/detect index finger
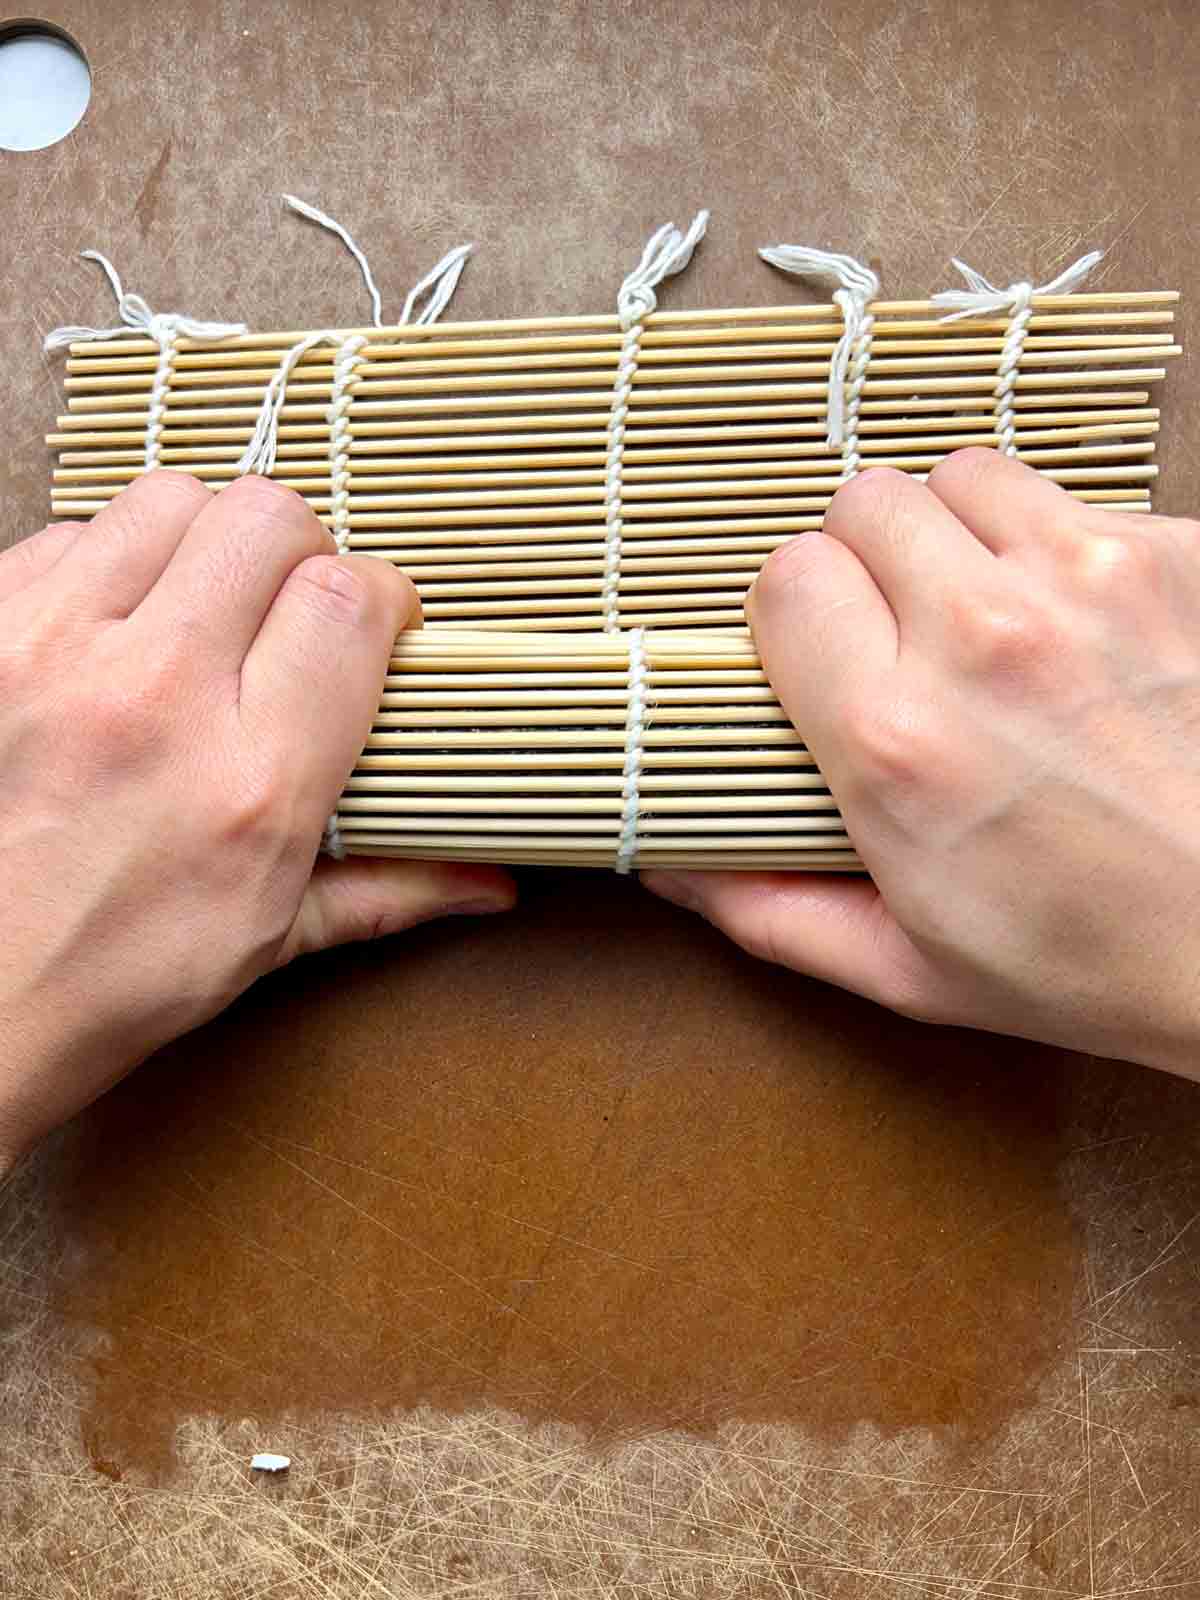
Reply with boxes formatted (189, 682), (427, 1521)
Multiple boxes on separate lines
(237, 552), (419, 842)
(133, 476), (335, 670)
(746, 529), (897, 791)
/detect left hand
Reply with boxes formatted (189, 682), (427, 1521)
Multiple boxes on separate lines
(0, 472), (515, 1174)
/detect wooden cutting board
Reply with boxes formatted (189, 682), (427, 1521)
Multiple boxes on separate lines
(2, 2), (1199, 1591)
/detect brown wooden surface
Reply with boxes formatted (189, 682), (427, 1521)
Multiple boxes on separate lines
(3, 2), (1200, 1593)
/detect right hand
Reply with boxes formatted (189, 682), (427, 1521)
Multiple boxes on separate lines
(644, 450), (1200, 1081)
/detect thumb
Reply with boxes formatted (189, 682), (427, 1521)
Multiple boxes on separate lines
(0, 519), (87, 606)
(278, 857), (517, 965)
(641, 869), (946, 1023)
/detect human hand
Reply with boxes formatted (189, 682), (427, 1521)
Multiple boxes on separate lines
(644, 450), (1200, 1080)
(0, 472), (514, 1174)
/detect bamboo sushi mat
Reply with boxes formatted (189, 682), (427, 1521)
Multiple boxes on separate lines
(46, 278), (1181, 870)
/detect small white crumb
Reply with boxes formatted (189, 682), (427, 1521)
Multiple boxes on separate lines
(250, 1453), (291, 1473)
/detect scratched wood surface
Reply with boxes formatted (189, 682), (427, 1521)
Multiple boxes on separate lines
(2, 2), (1200, 1594)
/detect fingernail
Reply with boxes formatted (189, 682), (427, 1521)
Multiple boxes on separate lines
(446, 896), (513, 917)
(641, 870), (700, 911)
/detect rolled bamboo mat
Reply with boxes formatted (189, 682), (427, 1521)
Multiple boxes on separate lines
(334, 628), (858, 871)
(48, 291), (1180, 632)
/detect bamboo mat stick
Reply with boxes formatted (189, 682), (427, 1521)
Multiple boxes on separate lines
(48, 456), (1159, 510)
(54, 288), (1180, 357)
(325, 626), (862, 870)
(50, 436), (1159, 490)
(49, 485), (1154, 520)
(47, 392), (1159, 441)
(48, 425), (1164, 481)
(60, 335), (1181, 393)
(59, 309), (1177, 373)
(49, 405), (1161, 452)
(49, 284), (1179, 644)
(59, 314), (1179, 379)
(60, 363), (1177, 416)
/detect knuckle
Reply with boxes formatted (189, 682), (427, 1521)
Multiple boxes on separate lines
(80, 670), (175, 765)
(218, 475), (329, 553)
(5, 523), (80, 581)
(926, 445), (1003, 502)
(224, 757), (293, 846)
(204, 750), (301, 879)
(46, 518), (86, 543)
(135, 468), (213, 514)
(221, 473), (310, 526)
(955, 594), (1060, 684)
(48, 519), (88, 559)
(102, 472), (211, 557)
(0, 607), (69, 682)
(843, 696), (934, 793)
(1072, 528), (1158, 596)
(287, 553), (373, 626)
(139, 639), (197, 707)
(824, 465), (908, 542)
(755, 534), (828, 608)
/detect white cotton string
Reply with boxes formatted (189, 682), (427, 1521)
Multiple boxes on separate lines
(237, 201), (474, 480)
(43, 251), (247, 352)
(615, 213), (709, 329)
(932, 250), (1103, 320)
(601, 319), (641, 633)
(322, 812), (346, 862)
(329, 334), (368, 553)
(284, 194), (386, 328)
(603, 212), (709, 631)
(44, 251), (245, 470)
(616, 627), (648, 874)
(236, 330), (338, 477)
(303, 334), (368, 854)
(399, 244), (474, 327)
(758, 245), (879, 469)
(932, 250), (1103, 457)
(144, 333), (177, 471)
(275, 201), (472, 858)
(285, 194), (474, 329)
(319, 329), (367, 855)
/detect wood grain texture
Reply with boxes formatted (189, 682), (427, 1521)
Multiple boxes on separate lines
(3, 0), (1200, 1592)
